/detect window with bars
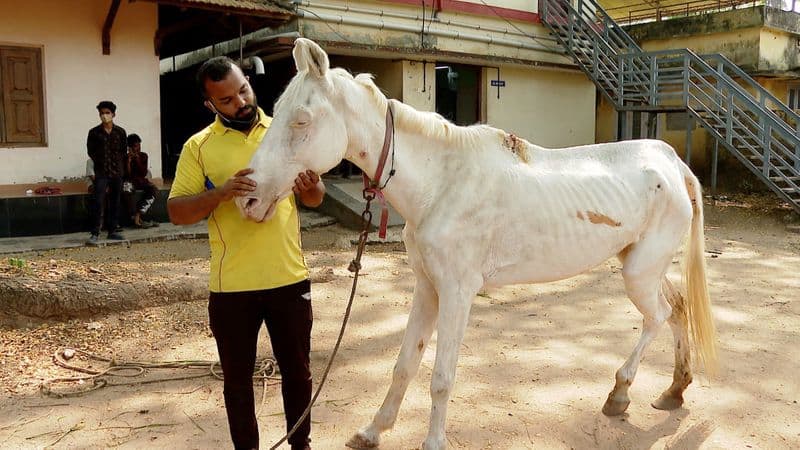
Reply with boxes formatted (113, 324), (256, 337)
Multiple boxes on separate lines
(0, 45), (46, 146)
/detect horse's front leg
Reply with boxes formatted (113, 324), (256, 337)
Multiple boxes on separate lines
(346, 272), (438, 448)
(422, 274), (481, 450)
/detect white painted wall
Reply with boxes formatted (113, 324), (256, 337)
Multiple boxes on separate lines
(301, 1), (593, 148)
(300, 0), (567, 67)
(398, 61), (596, 147)
(401, 60), (436, 112)
(331, 56), (404, 99)
(760, 28), (797, 72)
(0, 0), (160, 185)
(485, 65), (596, 148)
(460, 0), (538, 13)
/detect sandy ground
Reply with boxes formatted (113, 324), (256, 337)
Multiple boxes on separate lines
(0, 199), (799, 449)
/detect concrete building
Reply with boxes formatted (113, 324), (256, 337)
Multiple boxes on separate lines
(0, 0), (294, 236)
(1, 0), (599, 188)
(0, 0), (297, 190)
(0, 0), (161, 187)
(159, 0), (598, 178)
(2, 0), (601, 236)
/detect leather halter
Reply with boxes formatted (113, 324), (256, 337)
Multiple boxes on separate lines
(362, 102), (395, 239)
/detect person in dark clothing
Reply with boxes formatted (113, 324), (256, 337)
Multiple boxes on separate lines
(124, 134), (159, 228)
(86, 100), (126, 244)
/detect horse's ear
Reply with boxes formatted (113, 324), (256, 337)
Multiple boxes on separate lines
(293, 38), (329, 78)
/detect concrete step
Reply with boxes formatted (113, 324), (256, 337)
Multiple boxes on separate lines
(317, 178), (405, 231)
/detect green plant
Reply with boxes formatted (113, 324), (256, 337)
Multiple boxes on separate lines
(7, 257), (28, 272)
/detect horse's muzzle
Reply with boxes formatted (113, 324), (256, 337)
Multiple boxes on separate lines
(238, 193), (284, 223)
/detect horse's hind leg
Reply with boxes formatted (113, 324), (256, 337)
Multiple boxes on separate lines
(346, 272), (438, 449)
(604, 241), (674, 416)
(652, 278), (692, 410)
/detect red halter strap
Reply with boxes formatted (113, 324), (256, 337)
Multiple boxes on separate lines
(362, 103), (394, 239)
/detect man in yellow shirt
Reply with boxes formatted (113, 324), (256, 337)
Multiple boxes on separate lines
(168, 56), (324, 450)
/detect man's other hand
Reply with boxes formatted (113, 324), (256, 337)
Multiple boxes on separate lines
(292, 170), (320, 194)
(293, 170), (325, 208)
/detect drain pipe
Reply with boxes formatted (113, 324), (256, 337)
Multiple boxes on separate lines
(296, 0), (557, 45)
(249, 56), (266, 75)
(295, 10), (560, 54)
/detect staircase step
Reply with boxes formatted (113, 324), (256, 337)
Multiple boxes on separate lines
(705, 121), (756, 130)
(756, 173), (800, 185)
(554, 33), (596, 43)
(736, 139), (763, 146)
(747, 155), (782, 162)
(556, 35), (596, 45)
(770, 176), (800, 182)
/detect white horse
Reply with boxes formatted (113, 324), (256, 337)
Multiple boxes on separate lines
(237, 38), (717, 449)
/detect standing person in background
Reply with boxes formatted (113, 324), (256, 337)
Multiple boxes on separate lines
(167, 56), (324, 450)
(124, 133), (159, 228)
(86, 100), (126, 244)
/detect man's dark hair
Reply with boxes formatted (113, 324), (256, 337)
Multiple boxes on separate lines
(127, 134), (141, 146)
(96, 100), (117, 113)
(197, 56), (237, 98)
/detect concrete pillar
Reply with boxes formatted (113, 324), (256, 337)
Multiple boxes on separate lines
(685, 113), (694, 166)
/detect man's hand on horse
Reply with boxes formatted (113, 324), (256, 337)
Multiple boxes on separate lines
(221, 168), (256, 201)
(292, 170), (320, 194)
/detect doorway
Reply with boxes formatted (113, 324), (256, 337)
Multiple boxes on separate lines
(435, 63), (481, 126)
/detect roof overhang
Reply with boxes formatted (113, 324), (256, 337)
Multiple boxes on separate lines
(598, 0), (756, 24)
(130, 0), (296, 57)
(132, 0), (294, 18)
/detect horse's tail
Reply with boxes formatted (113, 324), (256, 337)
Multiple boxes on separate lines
(680, 163), (718, 376)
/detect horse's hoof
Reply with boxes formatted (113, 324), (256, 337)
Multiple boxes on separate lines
(422, 437), (446, 450)
(651, 392), (684, 410)
(602, 398), (630, 416)
(346, 432), (379, 449)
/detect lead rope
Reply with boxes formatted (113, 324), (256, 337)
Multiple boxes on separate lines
(270, 189), (377, 449)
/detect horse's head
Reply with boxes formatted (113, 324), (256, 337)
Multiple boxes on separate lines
(236, 38), (350, 222)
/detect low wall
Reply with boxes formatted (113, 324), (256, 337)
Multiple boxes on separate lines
(0, 182), (170, 238)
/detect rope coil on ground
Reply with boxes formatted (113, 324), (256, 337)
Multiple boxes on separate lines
(40, 348), (278, 398)
(40, 190), (378, 447)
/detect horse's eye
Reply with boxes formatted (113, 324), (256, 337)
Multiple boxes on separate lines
(293, 107), (312, 127)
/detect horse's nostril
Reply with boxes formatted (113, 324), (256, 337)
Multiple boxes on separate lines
(245, 198), (259, 209)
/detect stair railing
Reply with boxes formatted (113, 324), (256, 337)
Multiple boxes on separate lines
(539, 0), (800, 210)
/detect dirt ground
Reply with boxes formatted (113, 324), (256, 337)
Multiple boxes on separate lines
(0, 197), (798, 449)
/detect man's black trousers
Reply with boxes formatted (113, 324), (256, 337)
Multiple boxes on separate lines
(209, 279), (312, 450)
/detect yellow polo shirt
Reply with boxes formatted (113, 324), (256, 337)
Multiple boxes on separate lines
(169, 109), (308, 293)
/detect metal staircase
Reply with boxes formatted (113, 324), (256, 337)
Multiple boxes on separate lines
(540, 0), (800, 213)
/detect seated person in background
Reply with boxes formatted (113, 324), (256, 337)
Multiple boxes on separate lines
(86, 158), (95, 193)
(124, 134), (159, 228)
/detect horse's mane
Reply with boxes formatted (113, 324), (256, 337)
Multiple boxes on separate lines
(330, 68), (532, 163)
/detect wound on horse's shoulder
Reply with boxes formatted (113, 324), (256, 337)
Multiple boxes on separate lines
(503, 133), (531, 164)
